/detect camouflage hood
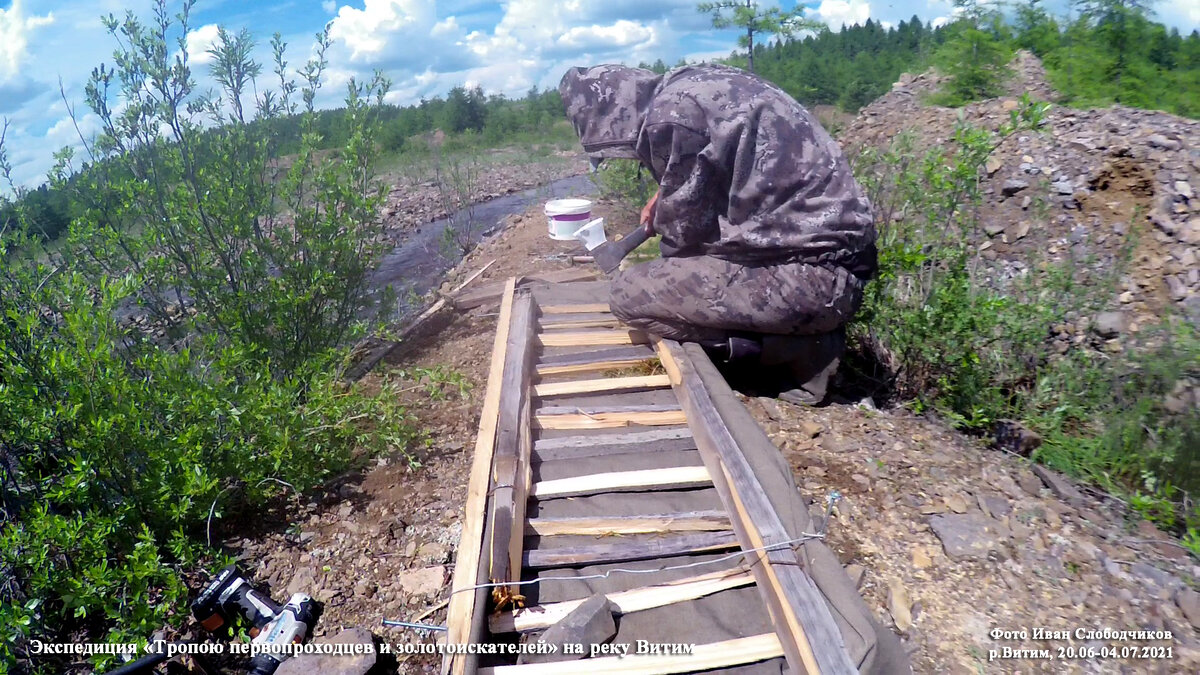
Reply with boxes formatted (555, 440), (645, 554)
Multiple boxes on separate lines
(558, 65), (663, 160)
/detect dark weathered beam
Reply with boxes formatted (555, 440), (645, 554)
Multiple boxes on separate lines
(532, 428), (695, 462)
(655, 338), (857, 675)
(524, 510), (729, 536)
(523, 530), (738, 569)
(487, 292), (538, 599)
(536, 344), (656, 368)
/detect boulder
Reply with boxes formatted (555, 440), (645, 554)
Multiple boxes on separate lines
(928, 513), (1009, 561)
(1093, 311), (1127, 338)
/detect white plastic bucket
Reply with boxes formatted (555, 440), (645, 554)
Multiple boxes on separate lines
(544, 198), (593, 240)
(574, 218), (607, 250)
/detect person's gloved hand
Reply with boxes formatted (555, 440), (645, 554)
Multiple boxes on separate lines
(640, 188), (660, 234)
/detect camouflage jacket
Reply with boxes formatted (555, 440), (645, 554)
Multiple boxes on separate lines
(559, 63), (876, 278)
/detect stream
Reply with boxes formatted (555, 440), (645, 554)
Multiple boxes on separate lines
(369, 174), (597, 316)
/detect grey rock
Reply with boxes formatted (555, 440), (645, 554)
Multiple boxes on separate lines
(1053, 179), (1075, 195)
(1031, 465), (1086, 508)
(1021, 195), (1032, 210)
(1176, 588), (1200, 630)
(928, 513), (1010, 561)
(1167, 275), (1188, 301)
(984, 221), (1007, 237)
(1130, 562), (1181, 591)
(1093, 311), (1127, 338)
(1002, 179), (1030, 197)
(1176, 180), (1194, 200)
(977, 494), (1013, 519)
(1148, 134), (1182, 151)
(519, 594), (617, 664)
(275, 627), (376, 675)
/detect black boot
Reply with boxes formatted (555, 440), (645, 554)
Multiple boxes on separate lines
(761, 329), (845, 406)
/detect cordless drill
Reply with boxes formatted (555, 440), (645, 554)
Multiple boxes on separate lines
(191, 564), (317, 675)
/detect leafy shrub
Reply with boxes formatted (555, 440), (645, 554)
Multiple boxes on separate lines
(851, 95), (1200, 542)
(0, 2), (422, 671)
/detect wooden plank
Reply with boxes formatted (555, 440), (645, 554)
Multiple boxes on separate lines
(533, 427), (693, 449)
(534, 427), (692, 451)
(538, 329), (647, 347)
(536, 404), (681, 416)
(530, 465), (710, 499)
(535, 358), (657, 377)
(533, 410), (688, 430)
(490, 568), (754, 633)
(532, 374), (670, 398)
(539, 318), (623, 330)
(655, 339), (856, 675)
(540, 302), (611, 314)
(536, 345), (655, 368)
(523, 530), (737, 569)
(525, 510), (729, 536)
(478, 633), (783, 675)
(486, 293), (537, 600)
(534, 436), (697, 462)
(444, 277), (518, 675)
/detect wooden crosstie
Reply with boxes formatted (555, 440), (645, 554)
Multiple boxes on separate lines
(444, 278), (857, 675)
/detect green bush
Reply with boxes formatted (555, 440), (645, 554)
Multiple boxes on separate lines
(851, 96), (1200, 546)
(0, 2), (423, 671)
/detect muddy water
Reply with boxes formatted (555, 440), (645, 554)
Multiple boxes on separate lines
(369, 174), (596, 315)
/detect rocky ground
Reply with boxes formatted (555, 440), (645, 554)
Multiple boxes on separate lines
(224, 57), (1199, 675)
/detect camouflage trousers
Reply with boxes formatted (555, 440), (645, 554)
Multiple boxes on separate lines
(609, 255), (864, 346)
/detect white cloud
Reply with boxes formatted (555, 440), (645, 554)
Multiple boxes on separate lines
(0, 0), (54, 82)
(812, 0), (871, 30)
(185, 24), (221, 67)
(329, 0), (440, 62)
(322, 0), (337, 14)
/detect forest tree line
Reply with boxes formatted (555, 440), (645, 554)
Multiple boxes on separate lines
(5, 1), (1198, 243)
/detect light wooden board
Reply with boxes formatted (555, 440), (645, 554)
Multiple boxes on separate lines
(538, 318), (623, 330)
(537, 329), (648, 347)
(532, 373), (671, 398)
(525, 510), (729, 536)
(535, 404), (682, 416)
(530, 465), (711, 499)
(535, 358), (658, 377)
(443, 277), (518, 675)
(533, 410), (688, 430)
(522, 530), (737, 569)
(477, 633), (784, 675)
(490, 568), (755, 633)
(539, 303), (611, 315)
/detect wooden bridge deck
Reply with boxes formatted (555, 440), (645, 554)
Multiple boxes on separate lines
(443, 278), (862, 675)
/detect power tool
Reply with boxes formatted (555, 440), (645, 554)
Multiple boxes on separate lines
(191, 564), (317, 675)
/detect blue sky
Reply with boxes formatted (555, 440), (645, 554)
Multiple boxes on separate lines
(1, 0), (1197, 188)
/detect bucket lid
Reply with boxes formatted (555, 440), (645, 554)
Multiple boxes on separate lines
(545, 198), (593, 216)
